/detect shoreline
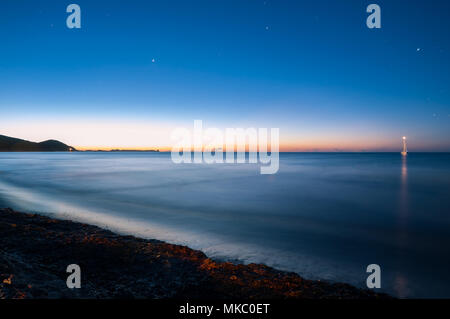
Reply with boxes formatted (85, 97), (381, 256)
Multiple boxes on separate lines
(0, 208), (389, 299)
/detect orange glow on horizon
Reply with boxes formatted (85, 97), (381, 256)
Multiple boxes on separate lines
(75, 146), (166, 151)
(73, 141), (398, 152)
(1, 119), (426, 152)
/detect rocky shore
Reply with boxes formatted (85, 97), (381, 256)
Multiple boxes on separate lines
(0, 208), (389, 299)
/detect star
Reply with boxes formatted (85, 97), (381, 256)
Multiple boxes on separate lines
(416, 48), (421, 52)
(151, 58), (155, 63)
(265, 26), (269, 30)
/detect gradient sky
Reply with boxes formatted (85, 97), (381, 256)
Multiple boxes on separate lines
(1, 0), (449, 151)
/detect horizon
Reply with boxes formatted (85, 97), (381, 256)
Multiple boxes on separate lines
(3, 131), (450, 153)
(0, 131), (439, 153)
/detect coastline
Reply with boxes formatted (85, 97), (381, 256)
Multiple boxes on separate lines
(0, 208), (389, 299)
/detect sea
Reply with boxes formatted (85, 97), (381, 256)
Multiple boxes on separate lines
(0, 152), (449, 298)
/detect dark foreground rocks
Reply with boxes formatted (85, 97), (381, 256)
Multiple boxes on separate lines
(0, 208), (390, 299)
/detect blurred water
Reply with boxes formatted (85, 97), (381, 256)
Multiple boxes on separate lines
(0, 152), (449, 297)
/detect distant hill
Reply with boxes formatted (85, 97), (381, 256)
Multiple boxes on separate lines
(0, 134), (76, 152)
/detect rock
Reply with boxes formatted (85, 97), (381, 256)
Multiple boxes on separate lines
(0, 208), (391, 299)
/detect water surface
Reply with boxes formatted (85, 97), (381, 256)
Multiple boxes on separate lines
(0, 152), (449, 297)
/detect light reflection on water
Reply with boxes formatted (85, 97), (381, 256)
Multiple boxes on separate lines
(394, 156), (410, 298)
(0, 152), (450, 298)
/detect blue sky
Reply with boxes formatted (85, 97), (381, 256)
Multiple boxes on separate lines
(0, 0), (449, 150)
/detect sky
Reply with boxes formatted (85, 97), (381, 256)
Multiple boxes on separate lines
(0, 0), (449, 151)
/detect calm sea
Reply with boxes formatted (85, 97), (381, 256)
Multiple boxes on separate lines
(0, 152), (449, 297)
